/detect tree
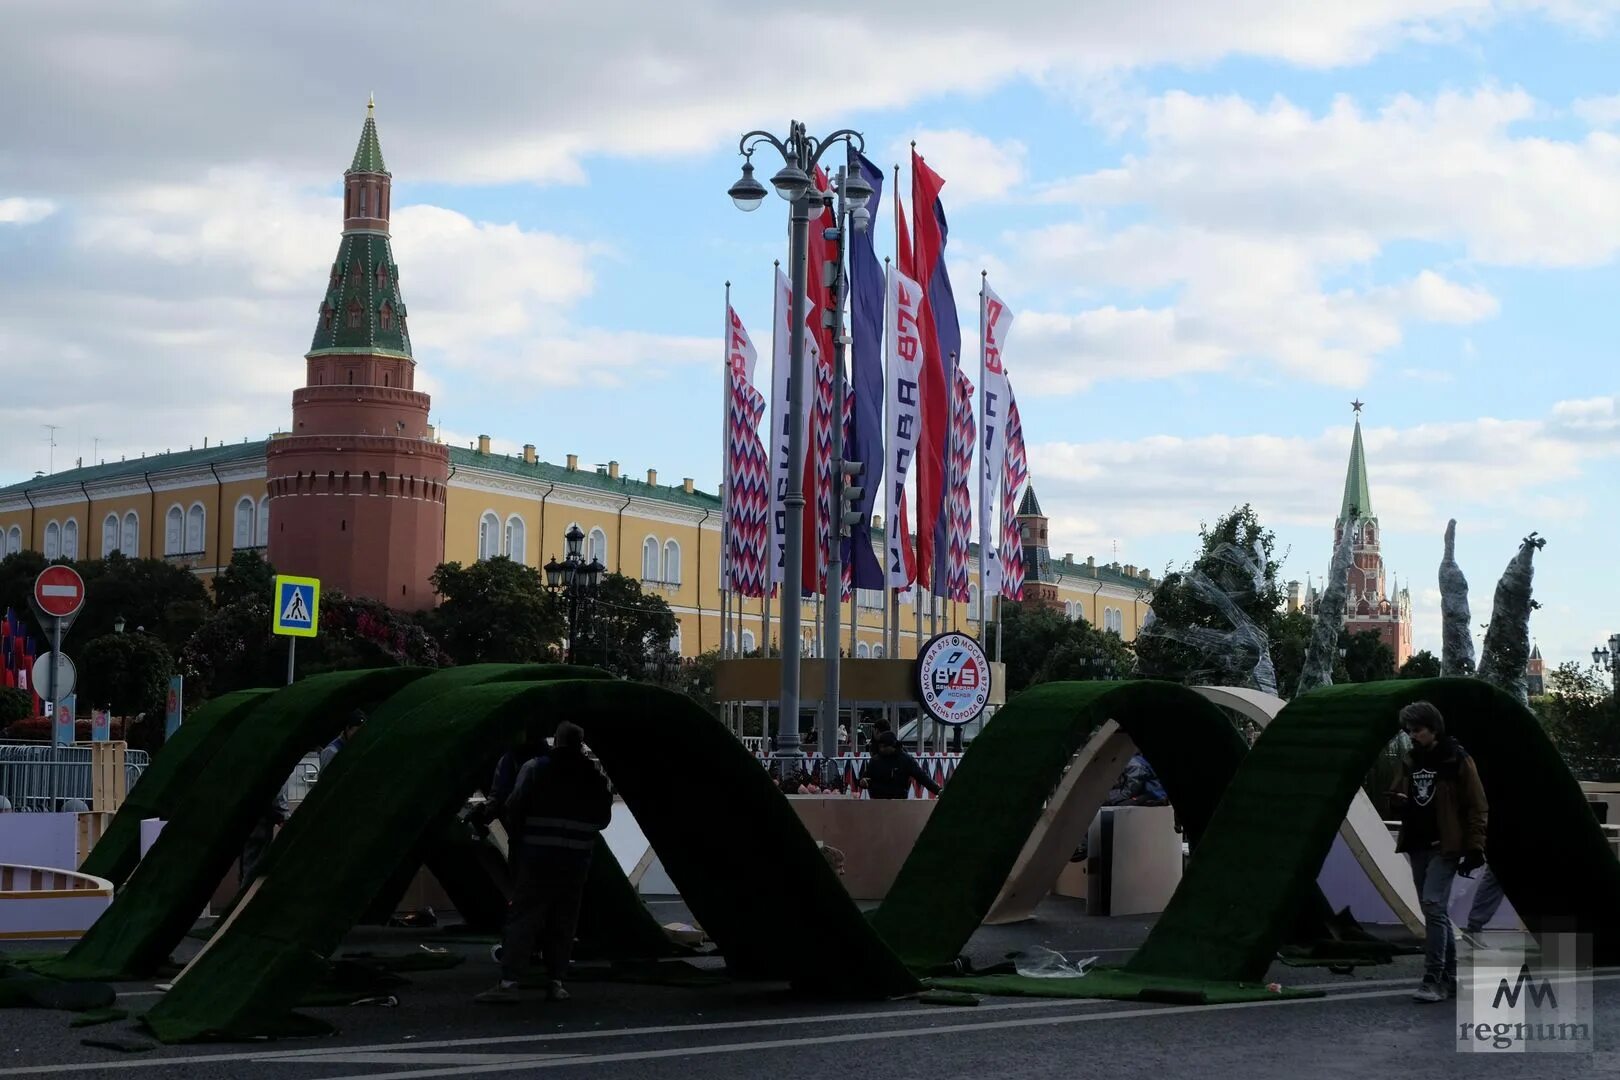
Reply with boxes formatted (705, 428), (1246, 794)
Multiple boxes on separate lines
(0, 550), (210, 657)
(571, 573), (679, 680)
(1270, 609), (1314, 699)
(213, 550), (277, 607)
(78, 631), (174, 717)
(1533, 662), (1619, 778)
(998, 602), (1135, 696)
(425, 558), (563, 665)
(1339, 628), (1396, 684)
(182, 591), (449, 700)
(1399, 649), (1443, 680)
(1135, 504), (1285, 689)
(0, 687), (30, 726)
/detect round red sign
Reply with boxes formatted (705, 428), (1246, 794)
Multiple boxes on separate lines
(34, 565), (86, 619)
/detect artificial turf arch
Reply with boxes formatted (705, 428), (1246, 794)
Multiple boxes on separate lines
(1128, 677), (1620, 982)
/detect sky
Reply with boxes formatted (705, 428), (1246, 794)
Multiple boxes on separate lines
(1, 1), (1616, 671)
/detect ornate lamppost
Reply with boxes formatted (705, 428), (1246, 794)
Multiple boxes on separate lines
(727, 121), (870, 767)
(545, 525), (605, 665)
(1594, 634), (1620, 699)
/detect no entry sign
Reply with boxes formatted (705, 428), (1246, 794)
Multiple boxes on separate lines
(34, 566), (86, 619)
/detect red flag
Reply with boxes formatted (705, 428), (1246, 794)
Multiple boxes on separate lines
(910, 149), (959, 597)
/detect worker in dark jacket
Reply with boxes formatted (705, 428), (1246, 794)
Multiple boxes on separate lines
(860, 731), (941, 799)
(1387, 701), (1488, 1004)
(477, 722), (612, 1004)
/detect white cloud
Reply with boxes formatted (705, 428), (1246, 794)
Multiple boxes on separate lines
(0, 2), (1604, 196)
(1574, 93), (1620, 128)
(890, 130), (1027, 205)
(0, 197), (56, 225)
(1047, 87), (1620, 268)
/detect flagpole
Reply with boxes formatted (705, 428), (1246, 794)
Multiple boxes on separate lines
(722, 281), (733, 666)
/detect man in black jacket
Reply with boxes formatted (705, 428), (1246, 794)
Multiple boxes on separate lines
(860, 731), (941, 799)
(477, 722), (612, 1004)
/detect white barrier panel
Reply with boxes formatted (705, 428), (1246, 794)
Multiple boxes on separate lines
(140, 818), (165, 858)
(0, 814), (78, 870)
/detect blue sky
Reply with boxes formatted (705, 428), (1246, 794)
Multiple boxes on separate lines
(0, 1), (1615, 670)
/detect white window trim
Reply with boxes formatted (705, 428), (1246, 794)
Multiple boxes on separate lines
(478, 509), (501, 561)
(5, 525), (21, 556)
(103, 514), (120, 557)
(165, 504), (185, 556)
(504, 514), (527, 565)
(641, 534), (661, 583)
(662, 538), (682, 586)
(185, 502), (207, 556)
(122, 511), (139, 557)
(588, 526), (608, 566)
(43, 520), (61, 561)
(233, 496), (257, 550)
(256, 497), (270, 548)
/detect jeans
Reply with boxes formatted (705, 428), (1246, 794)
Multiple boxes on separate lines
(501, 856), (591, 984)
(1466, 866), (1505, 932)
(1409, 848), (1459, 981)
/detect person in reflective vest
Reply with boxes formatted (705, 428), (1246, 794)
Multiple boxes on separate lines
(477, 722), (611, 1004)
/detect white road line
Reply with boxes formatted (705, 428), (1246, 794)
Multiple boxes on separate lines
(294, 987), (1425, 1080)
(10, 970), (1616, 1077)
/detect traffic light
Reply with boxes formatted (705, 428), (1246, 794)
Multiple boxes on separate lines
(837, 459), (864, 537)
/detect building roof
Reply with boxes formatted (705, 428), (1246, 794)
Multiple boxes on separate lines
(1340, 418), (1374, 522)
(0, 440), (269, 497)
(308, 231), (412, 358)
(1018, 484), (1043, 517)
(349, 101), (388, 174)
(447, 447), (722, 511)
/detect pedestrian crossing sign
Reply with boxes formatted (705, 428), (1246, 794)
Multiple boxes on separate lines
(272, 575), (320, 638)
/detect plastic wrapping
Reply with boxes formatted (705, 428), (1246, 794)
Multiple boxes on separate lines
(1296, 520), (1356, 697)
(1477, 533), (1544, 707)
(1439, 519), (1476, 676)
(1134, 542), (1278, 695)
(1011, 946), (1097, 979)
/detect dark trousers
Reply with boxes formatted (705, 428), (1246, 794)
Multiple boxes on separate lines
(501, 855), (590, 984)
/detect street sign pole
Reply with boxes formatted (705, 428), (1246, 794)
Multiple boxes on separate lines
(49, 617), (62, 724)
(287, 637), (296, 686)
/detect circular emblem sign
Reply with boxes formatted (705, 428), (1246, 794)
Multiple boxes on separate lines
(915, 633), (992, 726)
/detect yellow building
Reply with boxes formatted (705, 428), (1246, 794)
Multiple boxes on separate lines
(0, 441), (1155, 660)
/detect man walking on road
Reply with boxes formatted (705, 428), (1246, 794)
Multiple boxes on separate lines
(477, 722), (611, 1004)
(1388, 701), (1488, 1004)
(860, 731), (941, 799)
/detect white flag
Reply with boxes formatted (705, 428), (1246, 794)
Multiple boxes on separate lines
(884, 265), (926, 589)
(978, 281), (1015, 601)
(769, 269), (815, 588)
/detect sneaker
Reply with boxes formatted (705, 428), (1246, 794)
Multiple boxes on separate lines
(1411, 977), (1446, 1004)
(1442, 976), (1458, 1000)
(546, 980), (570, 1002)
(475, 981), (523, 1004)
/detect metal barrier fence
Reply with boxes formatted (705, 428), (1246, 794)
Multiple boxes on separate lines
(755, 751), (962, 799)
(0, 743), (149, 813)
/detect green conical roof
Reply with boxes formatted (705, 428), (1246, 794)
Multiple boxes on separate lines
(1018, 484), (1043, 517)
(1340, 419), (1373, 522)
(349, 100), (388, 174)
(309, 231), (411, 358)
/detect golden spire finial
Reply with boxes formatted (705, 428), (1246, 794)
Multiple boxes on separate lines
(367, 92), (375, 115)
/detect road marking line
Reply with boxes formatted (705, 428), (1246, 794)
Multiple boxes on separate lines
(12, 970), (1618, 1077)
(265, 1052), (582, 1066)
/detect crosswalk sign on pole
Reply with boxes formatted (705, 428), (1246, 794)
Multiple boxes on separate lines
(272, 575), (321, 638)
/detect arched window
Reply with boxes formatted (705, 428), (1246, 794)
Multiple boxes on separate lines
(165, 506), (184, 555)
(43, 521), (60, 561)
(967, 583), (980, 619)
(478, 511), (501, 561)
(873, 644), (886, 658)
(741, 630), (756, 654)
(669, 625), (682, 655)
(185, 504), (205, 554)
(588, 527), (607, 565)
(662, 539), (681, 585)
(234, 497), (256, 549)
(121, 511), (139, 557)
(504, 515), (526, 564)
(103, 514), (119, 557)
(856, 641), (870, 658)
(346, 302), (363, 329)
(5, 525), (21, 556)
(256, 498), (270, 548)
(641, 537), (660, 582)
(59, 519), (77, 560)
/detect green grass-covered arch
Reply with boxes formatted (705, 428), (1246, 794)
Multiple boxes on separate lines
(1129, 678), (1620, 982)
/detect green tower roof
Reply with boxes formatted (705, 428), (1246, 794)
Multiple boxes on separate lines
(1340, 418), (1373, 522)
(348, 98), (388, 174)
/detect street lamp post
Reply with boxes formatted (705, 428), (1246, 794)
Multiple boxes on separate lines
(545, 525), (605, 665)
(728, 121), (869, 769)
(1594, 634), (1620, 699)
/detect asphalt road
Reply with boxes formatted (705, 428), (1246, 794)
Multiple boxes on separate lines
(2, 899), (1613, 1080)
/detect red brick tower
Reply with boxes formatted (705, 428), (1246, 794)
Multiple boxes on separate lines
(266, 101), (449, 609)
(1333, 402), (1412, 665)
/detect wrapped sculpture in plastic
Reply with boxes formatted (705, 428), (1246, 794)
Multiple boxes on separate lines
(1295, 517), (1357, 697)
(1134, 540), (1278, 695)
(1439, 519), (1476, 676)
(1476, 533), (1545, 707)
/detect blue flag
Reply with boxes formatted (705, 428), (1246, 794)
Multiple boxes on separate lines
(846, 153), (887, 590)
